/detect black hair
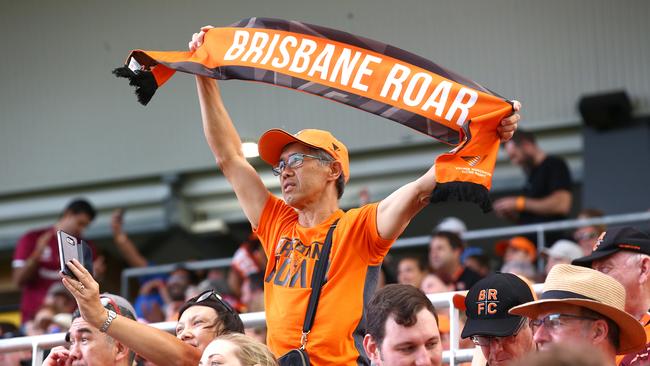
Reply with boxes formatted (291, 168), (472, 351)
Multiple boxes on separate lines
(398, 255), (427, 272)
(509, 129), (537, 147)
(312, 148), (345, 199)
(366, 284), (438, 346)
(177, 293), (245, 335)
(431, 230), (465, 251)
(63, 199), (97, 221)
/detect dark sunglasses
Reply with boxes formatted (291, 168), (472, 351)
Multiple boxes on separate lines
(193, 290), (237, 315)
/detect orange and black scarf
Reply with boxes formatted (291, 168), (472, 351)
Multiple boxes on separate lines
(115, 17), (514, 211)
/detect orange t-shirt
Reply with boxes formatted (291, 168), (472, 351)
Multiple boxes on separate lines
(616, 313), (650, 366)
(255, 194), (394, 366)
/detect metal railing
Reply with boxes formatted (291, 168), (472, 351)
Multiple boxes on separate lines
(0, 285), (544, 366)
(121, 210), (650, 297)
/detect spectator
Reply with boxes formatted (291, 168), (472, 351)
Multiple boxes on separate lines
(493, 130), (572, 245)
(574, 208), (606, 255)
(429, 231), (482, 291)
(456, 273), (536, 366)
(42, 293), (136, 366)
(397, 256), (428, 288)
(461, 247), (491, 277)
(541, 239), (582, 277)
(495, 236), (537, 265)
(363, 284), (442, 366)
(61, 259), (244, 366)
(43, 283), (76, 315)
(200, 333), (278, 366)
(188, 26), (518, 365)
(165, 266), (197, 321)
(510, 264), (646, 365)
(228, 233), (266, 301)
(25, 304), (57, 336)
(12, 198), (97, 324)
(420, 273), (453, 294)
(572, 226), (650, 365)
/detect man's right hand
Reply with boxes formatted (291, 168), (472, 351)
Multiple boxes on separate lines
(189, 25), (214, 51)
(43, 346), (71, 366)
(110, 209), (125, 236)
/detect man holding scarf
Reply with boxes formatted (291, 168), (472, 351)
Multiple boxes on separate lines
(189, 26), (520, 365)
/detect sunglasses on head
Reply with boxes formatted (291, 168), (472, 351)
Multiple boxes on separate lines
(193, 290), (237, 315)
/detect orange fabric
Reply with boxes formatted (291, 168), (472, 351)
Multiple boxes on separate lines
(616, 313), (650, 365)
(140, 27), (511, 130)
(118, 18), (514, 210)
(495, 236), (537, 261)
(258, 128), (350, 183)
(255, 193), (393, 365)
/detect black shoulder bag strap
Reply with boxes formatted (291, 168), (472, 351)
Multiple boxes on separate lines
(300, 218), (339, 350)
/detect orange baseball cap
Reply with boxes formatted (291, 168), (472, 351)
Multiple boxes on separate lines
(258, 129), (350, 183)
(495, 236), (537, 261)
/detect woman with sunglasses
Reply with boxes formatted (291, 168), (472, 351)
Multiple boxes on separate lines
(61, 259), (244, 366)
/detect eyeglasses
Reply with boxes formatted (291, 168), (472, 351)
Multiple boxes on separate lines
(272, 153), (331, 176)
(471, 318), (529, 347)
(574, 231), (599, 242)
(530, 313), (598, 332)
(193, 290), (237, 315)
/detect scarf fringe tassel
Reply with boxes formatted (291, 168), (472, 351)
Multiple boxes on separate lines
(431, 181), (492, 213)
(112, 67), (158, 106)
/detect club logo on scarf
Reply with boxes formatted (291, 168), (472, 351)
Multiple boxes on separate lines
(461, 155), (484, 167)
(593, 232), (607, 251)
(476, 288), (499, 315)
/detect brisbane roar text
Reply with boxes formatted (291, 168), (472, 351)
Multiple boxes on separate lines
(223, 29), (479, 126)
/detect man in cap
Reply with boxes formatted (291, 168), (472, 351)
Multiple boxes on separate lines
(509, 264), (647, 365)
(572, 226), (650, 365)
(188, 27), (520, 365)
(363, 284), (442, 366)
(495, 236), (537, 266)
(457, 273), (536, 366)
(542, 239), (582, 277)
(43, 294), (136, 366)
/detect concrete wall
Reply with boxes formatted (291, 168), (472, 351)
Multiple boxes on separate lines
(2, 0), (649, 195)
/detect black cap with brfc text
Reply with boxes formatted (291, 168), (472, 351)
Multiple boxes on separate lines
(461, 273), (535, 338)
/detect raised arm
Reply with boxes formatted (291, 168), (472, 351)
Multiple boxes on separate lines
(111, 209), (148, 268)
(376, 102), (521, 240)
(62, 259), (201, 366)
(191, 27), (269, 228)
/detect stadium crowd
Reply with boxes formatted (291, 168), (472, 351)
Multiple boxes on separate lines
(1, 26), (649, 366)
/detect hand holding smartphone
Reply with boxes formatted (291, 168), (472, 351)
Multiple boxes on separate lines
(57, 230), (93, 279)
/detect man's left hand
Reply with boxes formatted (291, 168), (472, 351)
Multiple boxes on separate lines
(61, 259), (106, 329)
(497, 100), (521, 142)
(493, 196), (517, 218)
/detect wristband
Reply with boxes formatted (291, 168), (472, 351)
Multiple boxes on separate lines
(515, 196), (526, 212)
(99, 309), (117, 333)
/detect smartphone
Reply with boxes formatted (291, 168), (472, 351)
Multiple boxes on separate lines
(57, 230), (85, 280)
